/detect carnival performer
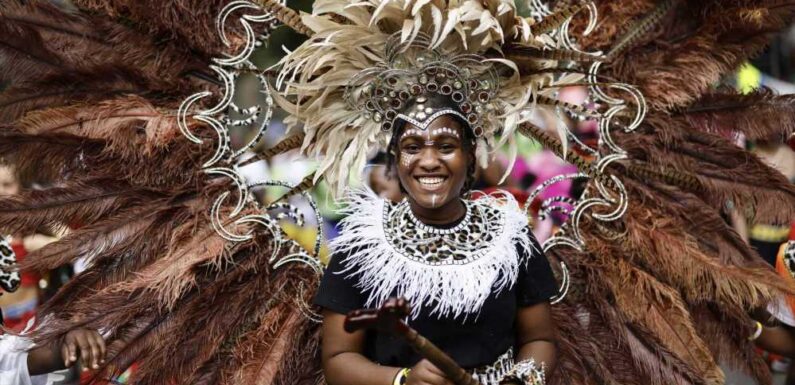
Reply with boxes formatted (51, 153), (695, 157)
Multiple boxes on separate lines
(316, 102), (557, 385)
(3, 0), (795, 384)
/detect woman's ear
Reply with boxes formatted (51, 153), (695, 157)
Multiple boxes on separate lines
(468, 146), (477, 172)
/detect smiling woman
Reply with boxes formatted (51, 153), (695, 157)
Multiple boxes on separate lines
(314, 90), (559, 385)
(394, 115), (471, 223)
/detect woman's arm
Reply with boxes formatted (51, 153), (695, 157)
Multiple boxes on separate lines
(513, 302), (557, 382)
(322, 311), (454, 385)
(756, 324), (795, 357)
(322, 310), (399, 385)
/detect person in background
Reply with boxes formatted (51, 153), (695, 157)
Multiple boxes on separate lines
(0, 165), (42, 331)
(0, 166), (62, 331)
(751, 227), (795, 385)
(1, 325), (107, 385)
(367, 152), (403, 203)
(0, 235), (106, 384)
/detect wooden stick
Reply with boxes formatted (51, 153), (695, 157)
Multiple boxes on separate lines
(345, 298), (481, 385)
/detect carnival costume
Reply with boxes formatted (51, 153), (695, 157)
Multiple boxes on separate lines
(316, 190), (557, 384)
(2, 0), (795, 384)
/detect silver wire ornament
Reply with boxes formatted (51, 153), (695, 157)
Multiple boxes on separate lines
(177, 0), (325, 322)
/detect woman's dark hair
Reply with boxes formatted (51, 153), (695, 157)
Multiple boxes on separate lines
(385, 115), (478, 195)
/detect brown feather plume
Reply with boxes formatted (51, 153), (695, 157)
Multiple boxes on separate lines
(0, 0), (204, 93)
(571, 0), (795, 109)
(17, 96), (182, 157)
(70, 0), (278, 59)
(0, 66), (148, 125)
(682, 87), (795, 141)
(0, 180), (161, 235)
(616, 113), (795, 223)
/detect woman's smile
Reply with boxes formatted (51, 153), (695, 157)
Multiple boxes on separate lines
(414, 174), (448, 190)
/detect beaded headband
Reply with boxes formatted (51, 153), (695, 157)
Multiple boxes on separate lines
(396, 108), (467, 132)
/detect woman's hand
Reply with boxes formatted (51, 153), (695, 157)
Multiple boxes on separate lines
(61, 328), (106, 370)
(406, 359), (454, 385)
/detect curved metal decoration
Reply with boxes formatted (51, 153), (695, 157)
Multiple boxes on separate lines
(549, 262), (569, 305)
(181, 0), (646, 310)
(521, 1), (645, 306)
(177, 0), (324, 321)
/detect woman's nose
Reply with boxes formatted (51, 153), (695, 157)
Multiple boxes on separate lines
(417, 148), (442, 170)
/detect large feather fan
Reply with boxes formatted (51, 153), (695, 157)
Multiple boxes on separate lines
(0, 0), (795, 385)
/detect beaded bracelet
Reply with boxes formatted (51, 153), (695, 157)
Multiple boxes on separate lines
(749, 321), (763, 341)
(499, 359), (546, 385)
(393, 367), (411, 385)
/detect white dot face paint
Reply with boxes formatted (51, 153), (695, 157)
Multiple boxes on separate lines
(439, 153), (456, 161)
(428, 126), (461, 140)
(400, 152), (415, 168)
(399, 128), (426, 142)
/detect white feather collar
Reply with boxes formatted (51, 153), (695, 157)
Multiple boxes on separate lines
(331, 189), (534, 319)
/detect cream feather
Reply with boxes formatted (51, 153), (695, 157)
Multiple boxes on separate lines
(275, 0), (581, 195)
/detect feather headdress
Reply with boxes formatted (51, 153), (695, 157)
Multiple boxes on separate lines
(276, 0), (600, 194)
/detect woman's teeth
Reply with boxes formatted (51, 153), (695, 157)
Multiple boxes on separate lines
(418, 177), (445, 186)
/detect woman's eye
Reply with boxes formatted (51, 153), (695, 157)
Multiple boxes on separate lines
(439, 144), (456, 153)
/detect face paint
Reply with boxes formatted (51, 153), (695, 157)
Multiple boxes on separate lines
(439, 153), (456, 161)
(400, 152), (415, 168)
(400, 128), (426, 141)
(429, 126), (460, 139)
(431, 194), (438, 208)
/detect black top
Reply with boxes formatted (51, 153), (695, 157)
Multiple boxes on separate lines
(314, 229), (557, 369)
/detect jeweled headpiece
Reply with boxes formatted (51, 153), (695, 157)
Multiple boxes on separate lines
(274, 0), (547, 195)
(344, 34), (498, 138)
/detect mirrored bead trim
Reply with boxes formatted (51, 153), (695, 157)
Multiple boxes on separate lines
(382, 199), (506, 265)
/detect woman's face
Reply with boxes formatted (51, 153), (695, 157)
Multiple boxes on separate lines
(396, 115), (470, 210)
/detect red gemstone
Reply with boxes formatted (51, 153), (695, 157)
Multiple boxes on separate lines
(474, 126), (484, 137)
(478, 91), (490, 103)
